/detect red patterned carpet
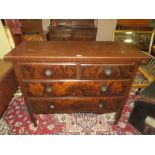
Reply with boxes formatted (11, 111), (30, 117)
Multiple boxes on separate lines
(0, 89), (140, 135)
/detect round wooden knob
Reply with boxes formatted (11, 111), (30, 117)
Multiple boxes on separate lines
(99, 103), (104, 108)
(142, 60), (146, 64)
(46, 86), (52, 93)
(45, 69), (53, 77)
(104, 69), (112, 76)
(50, 104), (55, 109)
(101, 86), (107, 92)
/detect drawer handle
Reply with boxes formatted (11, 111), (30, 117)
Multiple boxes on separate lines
(45, 69), (53, 77)
(101, 86), (107, 92)
(50, 104), (55, 109)
(104, 69), (112, 76)
(46, 86), (52, 93)
(99, 103), (104, 108)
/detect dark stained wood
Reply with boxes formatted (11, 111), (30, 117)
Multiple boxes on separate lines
(48, 28), (72, 40)
(81, 64), (135, 80)
(4, 41), (150, 63)
(117, 19), (150, 27)
(50, 19), (95, 28)
(20, 63), (77, 79)
(13, 62), (37, 126)
(72, 29), (97, 40)
(25, 80), (129, 97)
(47, 28), (97, 41)
(114, 63), (139, 123)
(30, 98), (122, 114)
(47, 19), (97, 41)
(0, 60), (18, 116)
(4, 41), (150, 126)
(0, 60), (12, 82)
(20, 19), (43, 34)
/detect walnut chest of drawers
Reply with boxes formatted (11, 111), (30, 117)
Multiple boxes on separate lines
(4, 41), (150, 126)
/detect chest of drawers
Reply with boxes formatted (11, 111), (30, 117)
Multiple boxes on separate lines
(47, 19), (97, 41)
(4, 41), (150, 126)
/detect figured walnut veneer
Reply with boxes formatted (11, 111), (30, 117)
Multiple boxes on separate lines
(4, 41), (150, 126)
(25, 81), (128, 97)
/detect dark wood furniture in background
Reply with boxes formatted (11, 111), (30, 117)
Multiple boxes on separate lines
(117, 19), (150, 27)
(0, 60), (18, 116)
(20, 19), (43, 34)
(153, 45), (155, 55)
(4, 41), (149, 126)
(129, 80), (155, 134)
(20, 19), (47, 41)
(47, 19), (97, 41)
(117, 19), (152, 30)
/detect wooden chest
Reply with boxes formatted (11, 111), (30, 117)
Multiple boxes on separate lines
(47, 27), (97, 41)
(47, 19), (97, 41)
(4, 41), (150, 126)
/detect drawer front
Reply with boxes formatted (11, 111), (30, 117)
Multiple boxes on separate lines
(48, 29), (72, 40)
(20, 64), (77, 79)
(51, 29), (72, 35)
(25, 81), (128, 97)
(80, 64), (135, 80)
(30, 98), (122, 114)
(72, 29), (97, 40)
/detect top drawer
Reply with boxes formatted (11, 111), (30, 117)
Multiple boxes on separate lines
(20, 63), (77, 80)
(80, 64), (135, 80)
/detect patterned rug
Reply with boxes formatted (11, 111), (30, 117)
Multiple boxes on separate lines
(0, 89), (140, 135)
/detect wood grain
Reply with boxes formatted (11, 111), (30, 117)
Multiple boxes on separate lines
(4, 41), (150, 63)
(20, 63), (77, 79)
(4, 41), (150, 126)
(25, 81), (129, 97)
(30, 98), (122, 113)
(81, 64), (134, 79)
(47, 19), (97, 41)
(0, 64), (18, 116)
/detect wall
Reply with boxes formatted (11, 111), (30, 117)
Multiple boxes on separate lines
(0, 21), (12, 59)
(96, 19), (117, 41)
(42, 19), (50, 31)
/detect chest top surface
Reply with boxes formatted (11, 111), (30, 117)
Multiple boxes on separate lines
(4, 41), (150, 62)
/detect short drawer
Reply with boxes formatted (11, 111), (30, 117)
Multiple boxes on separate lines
(72, 29), (97, 40)
(48, 29), (72, 40)
(50, 29), (72, 35)
(29, 98), (122, 114)
(20, 63), (77, 79)
(25, 80), (129, 97)
(80, 64), (135, 80)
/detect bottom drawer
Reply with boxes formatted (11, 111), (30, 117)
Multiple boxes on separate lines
(29, 98), (123, 114)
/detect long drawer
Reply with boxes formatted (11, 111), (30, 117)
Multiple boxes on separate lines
(20, 63), (77, 80)
(24, 80), (129, 97)
(80, 64), (135, 80)
(29, 98), (123, 114)
(72, 29), (97, 40)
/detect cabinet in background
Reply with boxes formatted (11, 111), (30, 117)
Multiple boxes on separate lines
(47, 19), (97, 41)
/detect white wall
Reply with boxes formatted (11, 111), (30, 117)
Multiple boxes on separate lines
(42, 19), (50, 31)
(0, 21), (12, 59)
(96, 19), (117, 41)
